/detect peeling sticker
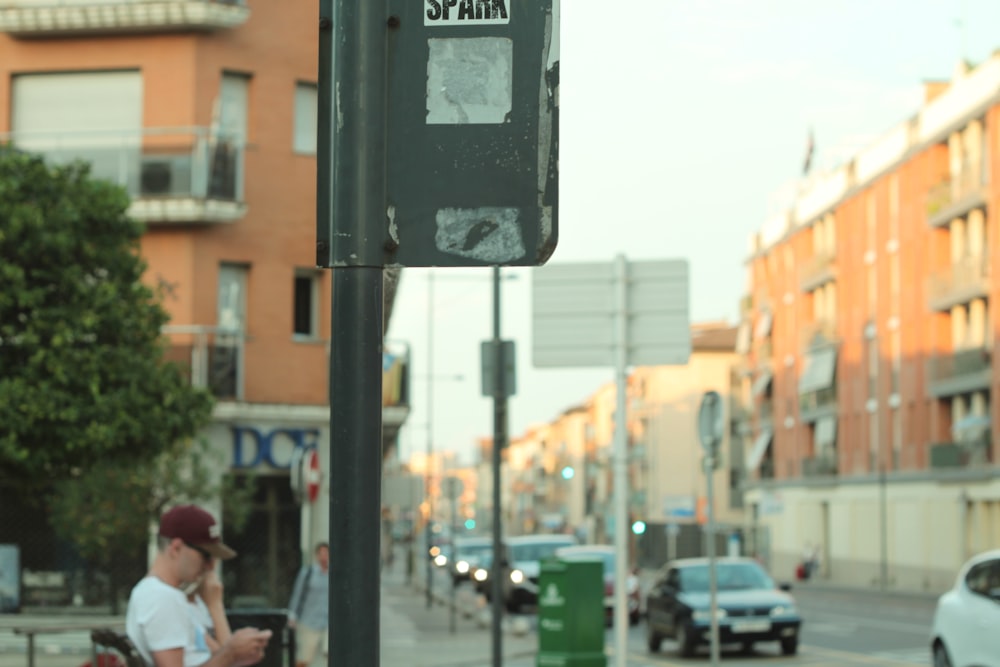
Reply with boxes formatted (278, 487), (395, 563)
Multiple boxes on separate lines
(427, 38), (512, 125)
(435, 207), (525, 262)
(387, 205), (399, 244)
(425, 0), (510, 26)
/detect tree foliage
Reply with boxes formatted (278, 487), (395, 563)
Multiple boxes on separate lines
(0, 147), (214, 487)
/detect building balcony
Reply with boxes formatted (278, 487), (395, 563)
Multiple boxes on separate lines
(799, 386), (837, 423)
(928, 256), (990, 311)
(3, 127), (246, 224)
(926, 172), (987, 228)
(801, 453), (838, 477)
(0, 0), (249, 38)
(162, 324), (244, 401)
(799, 251), (836, 292)
(926, 347), (992, 398)
(929, 439), (992, 468)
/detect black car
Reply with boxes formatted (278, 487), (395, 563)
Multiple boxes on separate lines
(646, 557), (802, 657)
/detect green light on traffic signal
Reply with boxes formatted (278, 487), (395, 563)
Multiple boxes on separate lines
(464, 519), (476, 530)
(631, 520), (647, 535)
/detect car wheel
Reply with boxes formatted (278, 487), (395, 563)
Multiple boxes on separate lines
(780, 637), (798, 656)
(676, 620), (696, 658)
(646, 622), (663, 653)
(933, 642), (952, 667)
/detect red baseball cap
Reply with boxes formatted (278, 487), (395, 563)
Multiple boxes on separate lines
(159, 505), (237, 561)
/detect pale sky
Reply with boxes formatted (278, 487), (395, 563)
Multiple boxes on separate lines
(387, 0), (1000, 465)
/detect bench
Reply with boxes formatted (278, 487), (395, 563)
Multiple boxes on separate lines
(10, 622), (126, 667)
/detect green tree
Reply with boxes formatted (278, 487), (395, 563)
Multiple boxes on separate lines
(47, 437), (256, 612)
(0, 147), (214, 487)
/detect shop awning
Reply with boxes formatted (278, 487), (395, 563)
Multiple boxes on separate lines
(952, 414), (991, 441)
(754, 311), (773, 339)
(746, 429), (774, 471)
(798, 347), (837, 394)
(751, 369), (773, 398)
(815, 415), (838, 450)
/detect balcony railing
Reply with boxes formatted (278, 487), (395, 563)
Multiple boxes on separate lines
(927, 347), (992, 398)
(928, 256), (990, 311)
(802, 453), (838, 477)
(927, 171), (987, 228)
(799, 251), (836, 292)
(0, 0), (249, 37)
(2, 127), (245, 223)
(929, 439), (992, 468)
(162, 325), (243, 401)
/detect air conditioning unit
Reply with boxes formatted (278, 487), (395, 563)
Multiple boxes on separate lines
(141, 160), (173, 195)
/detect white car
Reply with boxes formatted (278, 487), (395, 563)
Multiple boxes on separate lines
(931, 549), (1000, 667)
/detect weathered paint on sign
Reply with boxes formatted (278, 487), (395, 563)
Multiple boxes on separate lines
(425, 0), (510, 26)
(434, 206), (525, 262)
(426, 38), (513, 124)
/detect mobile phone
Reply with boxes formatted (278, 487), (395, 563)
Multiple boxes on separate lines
(181, 577), (202, 596)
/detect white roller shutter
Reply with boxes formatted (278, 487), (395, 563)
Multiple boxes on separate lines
(12, 71), (142, 188)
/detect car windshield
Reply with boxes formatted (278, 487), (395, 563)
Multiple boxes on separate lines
(559, 551), (615, 575)
(679, 562), (775, 592)
(510, 542), (572, 562)
(456, 544), (492, 559)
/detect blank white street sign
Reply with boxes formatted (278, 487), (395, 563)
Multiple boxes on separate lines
(532, 258), (691, 368)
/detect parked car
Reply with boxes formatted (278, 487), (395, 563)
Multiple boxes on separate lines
(646, 557), (801, 657)
(555, 544), (640, 625)
(930, 549), (1000, 667)
(449, 536), (494, 584)
(502, 534), (578, 613)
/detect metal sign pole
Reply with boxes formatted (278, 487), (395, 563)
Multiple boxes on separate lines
(491, 266), (507, 667)
(612, 254), (629, 667)
(318, 1), (386, 665)
(705, 454), (720, 667)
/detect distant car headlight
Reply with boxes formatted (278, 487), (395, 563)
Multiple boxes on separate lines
(770, 604), (797, 617)
(456, 560), (470, 574)
(473, 569), (488, 582)
(434, 554), (448, 567)
(692, 609), (727, 622)
(510, 569), (525, 584)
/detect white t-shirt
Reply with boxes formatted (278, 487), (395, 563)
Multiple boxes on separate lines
(126, 576), (213, 667)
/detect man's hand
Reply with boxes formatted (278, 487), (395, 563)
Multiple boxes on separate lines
(223, 627), (273, 667)
(198, 570), (225, 609)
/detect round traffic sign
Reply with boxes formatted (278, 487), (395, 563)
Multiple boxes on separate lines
(305, 449), (321, 503)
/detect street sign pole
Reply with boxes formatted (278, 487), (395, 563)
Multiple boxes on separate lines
(697, 391), (724, 667)
(612, 254), (629, 667)
(318, 1), (386, 665)
(491, 265), (508, 667)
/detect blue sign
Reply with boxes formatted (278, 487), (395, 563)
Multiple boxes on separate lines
(231, 426), (320, 469)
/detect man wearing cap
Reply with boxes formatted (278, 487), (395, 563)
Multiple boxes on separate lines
(126, 505), (273, 667)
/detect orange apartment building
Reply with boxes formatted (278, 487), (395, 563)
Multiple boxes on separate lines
(738, 58), (1000, 592)
(0, 1), (408, 607)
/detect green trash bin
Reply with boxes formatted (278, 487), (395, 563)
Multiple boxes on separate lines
(536, 557), (606, 667)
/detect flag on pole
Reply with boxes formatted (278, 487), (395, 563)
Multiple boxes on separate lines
(802, 128), (815, 176)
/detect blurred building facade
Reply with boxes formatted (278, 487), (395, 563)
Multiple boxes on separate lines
(738, 56), (1000, 592)
(495, 322), (743, 566)
(0, 1), (409, 608)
